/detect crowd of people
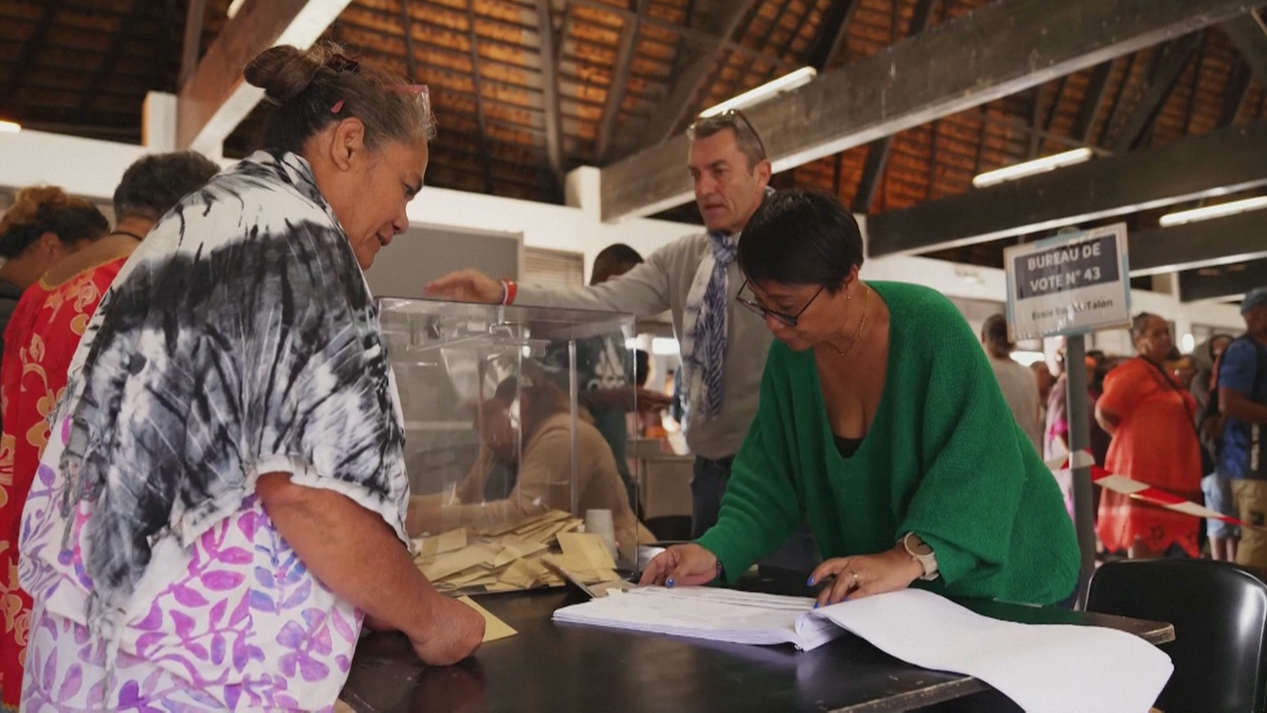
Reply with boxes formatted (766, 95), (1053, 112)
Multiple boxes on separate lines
(986, 305), (1267, 568)
(0, 40), (1258, 711)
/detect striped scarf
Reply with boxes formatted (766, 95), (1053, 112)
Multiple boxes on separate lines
(681, 231), (739, 423)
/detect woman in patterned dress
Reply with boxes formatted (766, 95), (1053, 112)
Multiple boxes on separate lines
(0, 152), (219, 709)
(0, 187), (109, 707)
(16, 44), (483, 711)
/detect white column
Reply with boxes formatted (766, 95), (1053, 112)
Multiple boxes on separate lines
(142, 92), (179, 152)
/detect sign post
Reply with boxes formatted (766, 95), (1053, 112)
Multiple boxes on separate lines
(1005, 223), (1131, 609)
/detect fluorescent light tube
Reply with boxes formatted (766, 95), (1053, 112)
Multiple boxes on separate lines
(972, 148), (1093, 188)
(1159, 196), (1267, 227)
(699, 67), (817, 118)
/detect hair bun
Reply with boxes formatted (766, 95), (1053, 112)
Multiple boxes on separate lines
(0, 185), (71, 231)
(244, 45), (323, 104)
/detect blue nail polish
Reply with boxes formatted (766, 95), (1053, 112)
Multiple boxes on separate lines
(813, 602), (819, 609)
(806, 576), (815, 586)
(843, 596), (850, 602)
(666, 578), (675, 588)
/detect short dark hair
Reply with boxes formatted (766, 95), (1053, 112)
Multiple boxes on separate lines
(687, 111), (767, 172)
(737, 189), (864, 293)
(0, 186), (108, 258)
(245, 42), (435, 155)
(981, 314), (1013, 353)
(594, 243), (643, 267)
(113, 151), (221, 221)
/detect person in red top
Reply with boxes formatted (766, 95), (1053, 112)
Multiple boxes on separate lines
(0, 151), (218, 709)
(1095, 313), (1204, 559)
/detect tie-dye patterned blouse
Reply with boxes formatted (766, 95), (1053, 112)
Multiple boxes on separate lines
(17, 151), (410, 711)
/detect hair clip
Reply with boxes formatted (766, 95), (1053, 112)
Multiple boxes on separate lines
(330, 99), (345, 114)
(325, 54), (360, 73)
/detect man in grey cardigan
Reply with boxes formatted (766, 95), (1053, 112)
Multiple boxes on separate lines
(427, 112), (807, 562)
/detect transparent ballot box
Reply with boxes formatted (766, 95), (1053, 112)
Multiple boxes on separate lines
(378, 297), (645, 596)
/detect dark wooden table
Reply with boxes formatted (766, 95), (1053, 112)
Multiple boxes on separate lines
(340, 570), (1173, 713)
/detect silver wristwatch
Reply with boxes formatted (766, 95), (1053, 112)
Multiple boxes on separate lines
(901, 532), (940, 581)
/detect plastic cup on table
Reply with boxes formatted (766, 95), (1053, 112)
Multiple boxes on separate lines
(585, 509), (618, 560)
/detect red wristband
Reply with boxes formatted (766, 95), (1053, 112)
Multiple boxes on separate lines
(500, 278), (518, 305)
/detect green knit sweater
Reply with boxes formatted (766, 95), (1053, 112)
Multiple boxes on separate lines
(697, 281), (1080, 605)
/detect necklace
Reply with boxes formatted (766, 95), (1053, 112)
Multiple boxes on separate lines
(108, 230), (146, 241)
(827, 284), (869, 358)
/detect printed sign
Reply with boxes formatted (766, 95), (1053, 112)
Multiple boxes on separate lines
(1004, 224), (1130, 340)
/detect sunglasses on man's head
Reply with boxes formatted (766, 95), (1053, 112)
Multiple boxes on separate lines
(702, 109), (768, 158)
(734, 278), (824, 327)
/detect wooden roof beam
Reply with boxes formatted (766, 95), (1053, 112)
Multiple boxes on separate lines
(595, 0), (647, 164)
(1130, 207), (1267, 277)
(1179, 257), (1267, 302)
(565, 0), (799, 73)
(637, 0), (759, 149)
(867, 119), (1267, 257)
(1073, 60), (1113, 144)
(807, 0), (859, 71)
(77, 0), (150, 113)
(177, 0), (355, 154)
(851, 0), (938, 214)
(1222, 9), (1267, 84)
(1, 0), (65, 107)
(180, 0), (209, 87)
(534, 0), (565, 196)
(1109, 33), (1201, 152)
(599, 0), (1258, 223)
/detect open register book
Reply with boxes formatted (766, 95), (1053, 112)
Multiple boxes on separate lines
(553, 587), (1173, 713)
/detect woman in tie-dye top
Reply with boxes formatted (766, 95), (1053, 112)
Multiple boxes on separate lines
(16, 43), (483, 711)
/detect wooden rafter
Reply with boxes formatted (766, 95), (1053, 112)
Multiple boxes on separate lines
(1222, 9), (1267, 84)
(1220, 59), (1253, 126)
(1, 0), (64, 107)
(78, 0), (151, 113)
(807, 0), (859, 71)
(180, 0), (208, 87)
(1073, 60), (1113, 144)
(399, 0), (419, 82)
(595, 0), (647, 164)
(638, 0), (759, 148)
(533, 0), (565, 196)
(867, 119), (1267, 256)
(565, 0), (799, 72)
(177, 0), (355, 153)
(1110, 33), (1201, 151)
(463, 0), (494, 194)
(852, 0), (938, 214)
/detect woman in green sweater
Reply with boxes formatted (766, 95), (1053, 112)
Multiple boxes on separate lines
(640, 190), (1079, 607)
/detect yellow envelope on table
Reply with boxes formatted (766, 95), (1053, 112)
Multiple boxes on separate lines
(557, 532), (617, 571)
(457, 596), (517, 642)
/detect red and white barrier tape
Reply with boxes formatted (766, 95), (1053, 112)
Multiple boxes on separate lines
(1047, 450), (1259, 530)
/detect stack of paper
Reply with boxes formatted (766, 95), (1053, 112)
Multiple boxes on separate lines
(553, 588), (1173, 712)
(553, 587), (843, 650)
(411, 510), (587, 594)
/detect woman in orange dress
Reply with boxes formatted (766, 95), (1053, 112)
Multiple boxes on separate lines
(0, 152), (218, 709)
(1095, 313), (1204, 558)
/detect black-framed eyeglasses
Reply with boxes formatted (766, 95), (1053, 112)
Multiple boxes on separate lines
(735, 278), (823, 327)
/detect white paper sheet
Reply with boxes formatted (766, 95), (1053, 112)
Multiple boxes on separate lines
(553, 587), (1173, 712)
(552, 587), (843, 650)
(817, 589), (1173, 713)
